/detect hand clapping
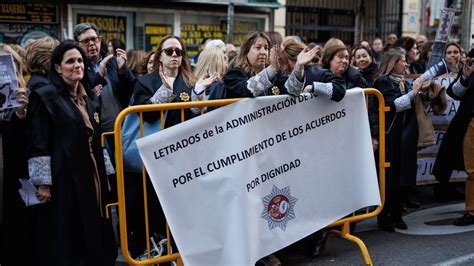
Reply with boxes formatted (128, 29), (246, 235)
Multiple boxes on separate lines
(159, 65), (174, 93)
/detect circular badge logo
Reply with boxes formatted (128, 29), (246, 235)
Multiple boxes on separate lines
(261, 185), (297, 231)
(268, 195), (289, 222)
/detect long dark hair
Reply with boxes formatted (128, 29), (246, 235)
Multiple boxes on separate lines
(153, 35), (196, 87)
(48, 40), (90, 95)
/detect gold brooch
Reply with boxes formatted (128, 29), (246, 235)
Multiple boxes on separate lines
(271, 86), (280, 95)
(94, 112), (100, 124)
(180, 92), (190, 102)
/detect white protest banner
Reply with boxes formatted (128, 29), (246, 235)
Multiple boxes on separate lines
(137, 89), (380, 265)
(0, 54), (20, 111)
(416, 73), (467, 184)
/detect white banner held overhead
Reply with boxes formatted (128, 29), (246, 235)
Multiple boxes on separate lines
(137, 89), (380, 265)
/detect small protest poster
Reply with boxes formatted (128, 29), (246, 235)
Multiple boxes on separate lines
(0, 53), (20, 110)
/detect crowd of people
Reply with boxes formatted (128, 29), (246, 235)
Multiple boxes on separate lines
(1, 21), (473, 265)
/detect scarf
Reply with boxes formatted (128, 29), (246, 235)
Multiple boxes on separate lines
(389, 73), (406, 94)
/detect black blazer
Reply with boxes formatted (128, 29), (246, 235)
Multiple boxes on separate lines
(132, 71), (195, 127)
(223, 67), (288, 99)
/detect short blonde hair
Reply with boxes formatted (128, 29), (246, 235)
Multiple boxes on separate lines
(194, 47), (226, 82)
(25, 37), (59, 75)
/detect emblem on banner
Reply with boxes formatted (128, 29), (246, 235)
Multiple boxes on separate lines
(179, 92), (190, 102)
(261, 185), (297, 231)
(271, 86), (280, 95)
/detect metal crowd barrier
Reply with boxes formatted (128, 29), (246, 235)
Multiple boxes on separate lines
(103, 89), (387, 265)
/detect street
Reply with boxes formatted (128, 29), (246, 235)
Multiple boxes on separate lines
(117, 184), (474, 265)
(279, 184), (474, 265)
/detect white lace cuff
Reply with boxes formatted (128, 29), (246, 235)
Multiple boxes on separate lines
(247, 66), (275, 96)
(394, 91), (416, 112)
(193, 84), (206, 96)
(150, 84), (176, 104)
(190, 89), (204, 114)
(452, 78), (468, 98)
(285, 70), (305, 96)
(28, 156), (52, 185)
(103, 149), (115, 175)
(313, 82), (333, 99)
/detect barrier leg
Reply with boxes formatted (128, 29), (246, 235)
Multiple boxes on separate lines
(327, 223), (373, 266)
(177, 256), (184, 266)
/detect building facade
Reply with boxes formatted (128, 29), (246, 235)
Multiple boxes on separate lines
(0, 0), (279, 61)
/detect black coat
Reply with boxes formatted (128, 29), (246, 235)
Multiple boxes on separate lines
(25, 84), (116, 265)
(370, 75), (419, 187)
(433, 73), (474, 182)
(132, 71), (195, 127)
(223, 67), (288, 98)
(304, 66), (346, 102)
(1, 72), (50, 265)
(343, 65), (369, 90)
(27, 73), (49, 91)
(360, 62), (379, 86)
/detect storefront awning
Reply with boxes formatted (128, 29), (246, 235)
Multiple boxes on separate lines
(171, 0), (282, 8)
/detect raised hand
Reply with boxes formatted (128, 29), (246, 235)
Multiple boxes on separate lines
(197, 73), (218, 87)
(462, 58), (474, 80)
(99, 54), (114, 77)
(115, 48), (128, 70)
(15, 87), (28, 118)
(195, 73), (219, 94)
(93, 84), (103, 97)
(159, 65), (173, 91)
(295, 46), (319, 71)
(412, 75), (425, 94)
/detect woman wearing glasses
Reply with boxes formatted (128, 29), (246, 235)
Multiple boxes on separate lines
(132, 35), (215, 125)
(128, 35), (215, 258)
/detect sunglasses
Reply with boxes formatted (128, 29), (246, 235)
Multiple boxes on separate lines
(78, 36), (101, 45)
(162, 47), (184, 57)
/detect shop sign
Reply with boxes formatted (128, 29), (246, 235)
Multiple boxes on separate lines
(0, 3), (57, 23)
(144, 24), (173, 52)
(181, 23), (226, 57)
(77, 14), (126, 44)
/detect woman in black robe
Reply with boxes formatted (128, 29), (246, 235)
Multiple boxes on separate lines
(321, 42), (369, 90)
(25, 40), (116, 265)
(129, 35), (215, 258)
(223, 31), (288, 98)
(369, 49), (427, 232)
